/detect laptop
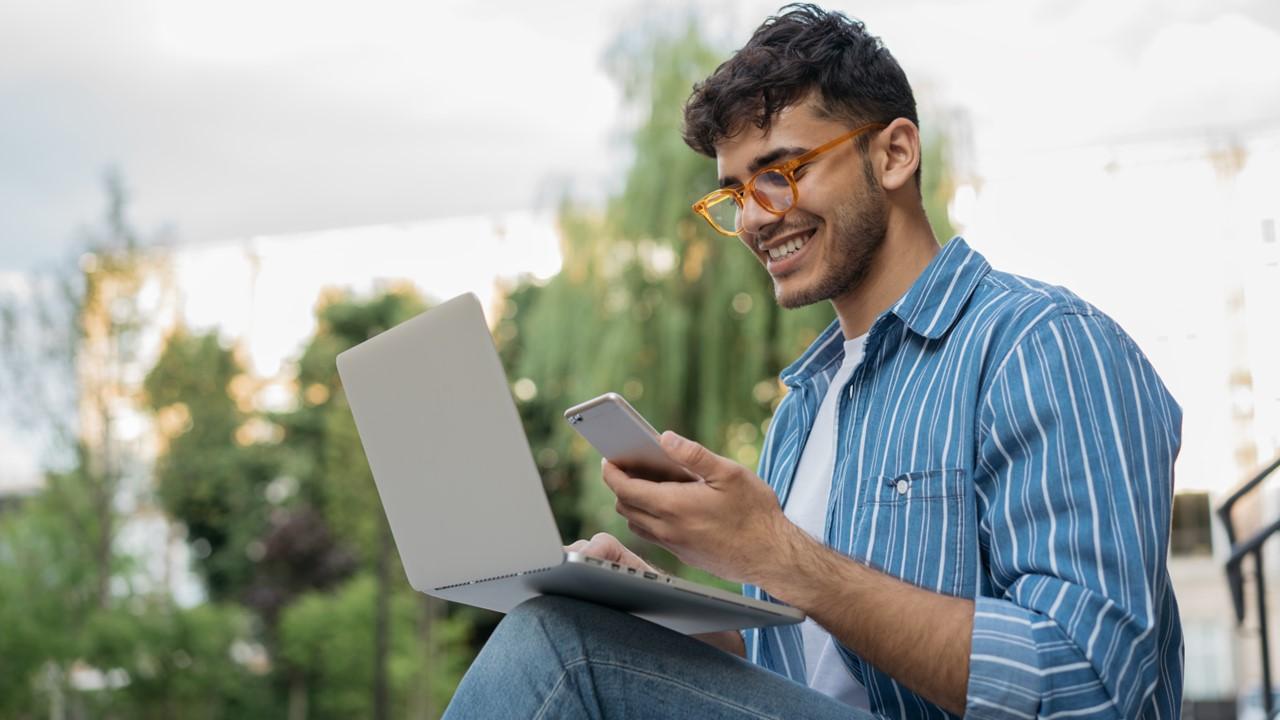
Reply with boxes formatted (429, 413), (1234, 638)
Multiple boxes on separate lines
(335, 292), (804, 635)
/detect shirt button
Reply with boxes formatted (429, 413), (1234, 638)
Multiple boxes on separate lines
(896, 479), (910, 495)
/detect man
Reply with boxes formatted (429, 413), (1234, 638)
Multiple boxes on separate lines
(444, 5), (1182, 718)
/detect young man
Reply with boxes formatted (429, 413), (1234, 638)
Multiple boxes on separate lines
(444, 5), (1182, 719)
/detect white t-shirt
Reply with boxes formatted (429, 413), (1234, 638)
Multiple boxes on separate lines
(782, 334), (869, 710)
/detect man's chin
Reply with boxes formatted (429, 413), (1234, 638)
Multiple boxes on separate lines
(773, 281), (826, 310)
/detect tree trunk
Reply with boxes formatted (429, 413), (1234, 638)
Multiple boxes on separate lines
(409, 595), (441, 719)
(94, 402), (114, 611)
(287, 671), (308, 720)
(373, 515), (392, 720)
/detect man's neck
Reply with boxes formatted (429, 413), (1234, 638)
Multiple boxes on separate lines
(831, 213), (941, 340)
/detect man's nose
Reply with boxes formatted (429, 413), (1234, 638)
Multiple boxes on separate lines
(739, 192), (782, 242)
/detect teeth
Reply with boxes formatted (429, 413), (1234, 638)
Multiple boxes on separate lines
(757, 233), (808, 260)
(768, 234), (808, 260)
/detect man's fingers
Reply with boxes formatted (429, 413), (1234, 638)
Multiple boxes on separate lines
(627, 518), (662, 546)
(659, 431), (723, 481)
(578, 531), (658, 573)
(616, 498), (661, 523)
(576, 532), (613, 559)
(602, 459), (672, 516)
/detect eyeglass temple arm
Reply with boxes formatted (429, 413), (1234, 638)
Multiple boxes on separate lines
(777, 123), (888, 172)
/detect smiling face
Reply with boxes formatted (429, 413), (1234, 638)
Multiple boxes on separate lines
(715, 100), (888, 309)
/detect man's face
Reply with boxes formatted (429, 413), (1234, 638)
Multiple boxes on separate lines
(714, 100), (887, 309)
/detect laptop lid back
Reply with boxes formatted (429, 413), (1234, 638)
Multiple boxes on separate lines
(336, 293), (563, 591)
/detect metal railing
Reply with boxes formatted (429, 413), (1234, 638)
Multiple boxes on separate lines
(1219, 454), (1280, 718)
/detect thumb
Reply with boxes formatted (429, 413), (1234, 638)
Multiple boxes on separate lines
(659, 431), (725, 481)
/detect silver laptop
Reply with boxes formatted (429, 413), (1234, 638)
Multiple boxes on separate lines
(335, 292), (803, 635)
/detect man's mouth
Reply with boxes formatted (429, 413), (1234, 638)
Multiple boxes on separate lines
(762, 228), (817, 261)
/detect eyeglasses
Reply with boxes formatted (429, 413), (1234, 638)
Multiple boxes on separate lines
(690, 123), (886, 237)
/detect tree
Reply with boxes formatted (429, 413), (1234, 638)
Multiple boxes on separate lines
(0, 473), (100, 717)
(143, 330), (281, 602)
(277, 574), (472, 720)
(497, 18), (959, 593)
(0, 169), (179, 715)
(271, 286), (446, 720)
(141, 282), (477, 718)
(498, 21), (829, 587)
(0, 170), (289, 718)
(79, 600), (279, 719)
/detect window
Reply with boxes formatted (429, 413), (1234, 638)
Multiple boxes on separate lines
(1171, 491), (1214, 556)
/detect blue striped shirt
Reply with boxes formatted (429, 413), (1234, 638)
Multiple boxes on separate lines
(743, 237), (1183, 719)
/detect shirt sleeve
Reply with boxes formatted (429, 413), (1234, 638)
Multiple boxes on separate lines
(965, 311), (1182, 719)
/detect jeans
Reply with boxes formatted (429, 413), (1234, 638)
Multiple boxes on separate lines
(443, 595), (874, 720)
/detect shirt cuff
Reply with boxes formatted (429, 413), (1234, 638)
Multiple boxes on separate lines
(966, 596), (1044, 719)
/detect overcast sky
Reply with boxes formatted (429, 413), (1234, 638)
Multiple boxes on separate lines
(2, 0), (1279, 271)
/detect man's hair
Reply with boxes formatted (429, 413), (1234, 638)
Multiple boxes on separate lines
(682, 4), (920, 187)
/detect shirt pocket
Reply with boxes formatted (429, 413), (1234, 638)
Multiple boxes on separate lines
(851, 468), (968, 597)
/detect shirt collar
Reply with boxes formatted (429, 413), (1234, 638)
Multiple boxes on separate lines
(779, 317), (847, 388)
(890, 236), (989, 340)
(779, 237), (989, 387)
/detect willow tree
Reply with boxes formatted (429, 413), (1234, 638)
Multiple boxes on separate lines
(500, 18), (956, 581)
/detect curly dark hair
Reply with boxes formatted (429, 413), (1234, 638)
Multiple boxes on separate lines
(682, 4), (920, 187)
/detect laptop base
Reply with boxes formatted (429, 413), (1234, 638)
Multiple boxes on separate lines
(433, 555), (800, 635)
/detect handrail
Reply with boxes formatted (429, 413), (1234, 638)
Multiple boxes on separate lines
(1218, 454), (1280, 718)
(1220, 455), (1280, 547)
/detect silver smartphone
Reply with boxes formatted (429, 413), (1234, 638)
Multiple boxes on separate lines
(563, 393), (697, 482)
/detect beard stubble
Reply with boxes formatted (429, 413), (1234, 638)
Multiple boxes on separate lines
(774, 175), (888, 309)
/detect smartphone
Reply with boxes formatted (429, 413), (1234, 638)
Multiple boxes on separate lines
(563, 393), (697, 482)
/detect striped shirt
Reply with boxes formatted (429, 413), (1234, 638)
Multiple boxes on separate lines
(743, 237), (1183, 719)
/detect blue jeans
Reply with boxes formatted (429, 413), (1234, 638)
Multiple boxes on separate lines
(443, 595), (873, 719)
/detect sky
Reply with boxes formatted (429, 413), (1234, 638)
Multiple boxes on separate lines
(3, 0), (1280, 270)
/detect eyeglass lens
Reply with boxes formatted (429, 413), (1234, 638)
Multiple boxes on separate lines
(708, 170), (796, 234)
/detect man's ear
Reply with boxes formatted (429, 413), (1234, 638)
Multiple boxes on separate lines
(875, 118), (921, 193)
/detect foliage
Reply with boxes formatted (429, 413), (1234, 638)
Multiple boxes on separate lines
(80, 601), (278, 719)
(499, 25), (786, 583)
(0, 441), (275, 718)
(278, 575), (471, 719)
(143, 330), (281, 601)
(0, 472), (100, 717)
(500, 20), (957, 593)
(0, 16), (958, 719)
(0, 168), (188, 717)
(273, 287), (425, 557)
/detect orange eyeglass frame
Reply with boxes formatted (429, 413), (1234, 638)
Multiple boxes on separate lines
(691, 122), (887, 236)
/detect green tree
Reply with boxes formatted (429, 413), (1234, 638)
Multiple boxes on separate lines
(0, 169), (179, 715)
(0, 473), (100, 717)
(271, 286), (475, 720)
(143, 326), (361, 717)
(143, 330), (279, 601)
(0, 170), (285, 718)
(79, 601), (278, 719)
(498, 18), (958, 591)
(278, 574), (472, 720)
(500, 22), (827, 585)
(141, 284), (476, 718)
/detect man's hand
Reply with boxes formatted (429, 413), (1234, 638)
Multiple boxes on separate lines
(601, 431), (794, 585)
(563, 531), (745, 657)
(563, 531), (659, 574)
(598, 432), (972, 713)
